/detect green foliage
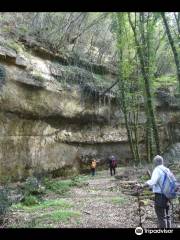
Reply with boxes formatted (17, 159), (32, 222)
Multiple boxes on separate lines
(9, 197), (79, 228)
(0, 176), (12, 185)
(21, 195), (39, 206)
(6, 40), (24, 53)
(11, 199), (73, 212)
(69, 176), (88, 187)
(38, 210), (81, 223)
(20, 177), (45, 206)
(139, 174), (149, 181)
(36, 199), (73, 209)
(43, 175), (88, 195)
(43, 178), (72, 195)
(153, 75), (177, 89)
(11, 209), (81, 228)
(23, 176), (44, 195)
(106, 195), (128, 205)
(0, 186), (12, 224)
(115, 13), (143, 163)
(9, 209), (80, 228)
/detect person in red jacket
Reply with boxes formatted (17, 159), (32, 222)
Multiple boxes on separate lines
(108, 155), (117, 176)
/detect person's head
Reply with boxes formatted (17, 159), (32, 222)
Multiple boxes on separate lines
(111, 155), (115, 160)
(153, 155), (164, 166)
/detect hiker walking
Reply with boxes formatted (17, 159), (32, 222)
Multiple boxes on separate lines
(138, 155), (177, 228)
(108, 155), (117, 176)
(90, 159), (97, 176)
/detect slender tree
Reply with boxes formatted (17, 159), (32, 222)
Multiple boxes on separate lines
(128, 12), (161, 156)
(116, 13), (141, 163)
(161, 12), (180, 93)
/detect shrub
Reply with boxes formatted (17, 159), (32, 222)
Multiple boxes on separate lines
(23, 176), (45, 195)
(21, 195), (39, 206)
(43, 178), (71, 195)
(20, 176), (45, 206)
(44, 175), (88, 195)
(0, 186), (12, 224)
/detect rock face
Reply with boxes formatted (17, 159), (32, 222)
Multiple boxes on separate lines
(0, 37), (180, 181)
(162, 143), (180, 164)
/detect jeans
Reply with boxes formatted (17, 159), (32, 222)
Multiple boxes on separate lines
(154, 193), (171, 228)
(91, 168), (95, 176)
(110, 167), (116, 176)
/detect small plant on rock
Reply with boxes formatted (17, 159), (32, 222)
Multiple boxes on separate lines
(20, 176), (45, 206)
(23, 176), (45, 195)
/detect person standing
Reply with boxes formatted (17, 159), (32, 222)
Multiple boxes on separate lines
(90, 159), (97, 177)
(139, 155), (177, 228)
(108, 155), (117, 176)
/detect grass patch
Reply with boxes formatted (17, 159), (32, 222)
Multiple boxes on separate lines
(43, 175), (88, 195)
(9, 209), (80, 228)
(21, 195), (40, 206)
(43, 179), (72, 195)
(69, 175), (89, 187)
(11, 199), (73, 212)
(9, 198), (77, 228)
(106, 194), (128, 205)
(8, 174), (89, 228)
(39, 209), (81, 223)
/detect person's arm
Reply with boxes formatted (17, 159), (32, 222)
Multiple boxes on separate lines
(145, 168), (160, 187)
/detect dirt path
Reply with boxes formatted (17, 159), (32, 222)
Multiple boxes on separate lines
(8, 167), (176, 228)
(57, 170), (157, 228)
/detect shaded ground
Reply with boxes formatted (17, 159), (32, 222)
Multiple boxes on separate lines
(5, 167), (180, 228)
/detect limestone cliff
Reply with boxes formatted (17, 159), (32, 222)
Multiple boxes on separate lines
(0, 36), (179, 181)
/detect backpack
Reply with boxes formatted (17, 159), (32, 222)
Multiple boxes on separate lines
(91, 161), (96, 169)
(111, 159), (117, 168)
(159, 168), (177, 199)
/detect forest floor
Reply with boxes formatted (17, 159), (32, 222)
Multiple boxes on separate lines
(5, 166), (180, 228)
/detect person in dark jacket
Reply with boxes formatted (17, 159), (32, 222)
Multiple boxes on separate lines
(108, 155), (117, 176)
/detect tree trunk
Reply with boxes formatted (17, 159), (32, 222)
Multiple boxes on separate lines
(116, 13), (139, 163)
(161, 12), (180, 93)
(128, 12), (161, 155)
(118, 77), (137, 163)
